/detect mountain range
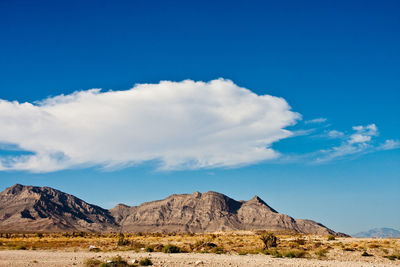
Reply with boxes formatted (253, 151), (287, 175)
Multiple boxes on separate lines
(0, 184), (344, 235)
(353, 228), (400, 238)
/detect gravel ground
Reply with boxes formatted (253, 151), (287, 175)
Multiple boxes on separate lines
(0, 250), (399, 267)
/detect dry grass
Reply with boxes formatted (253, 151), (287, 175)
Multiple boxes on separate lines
(0, 232), (399, 262)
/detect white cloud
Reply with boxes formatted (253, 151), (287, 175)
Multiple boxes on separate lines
(327, 130), (344, 138)
(349, 134), (371, 144)
(378, 139), (400, 151)
(305, 118), (327, 124)
(0, 79), (300, 172)
(349, 124), (378, 144)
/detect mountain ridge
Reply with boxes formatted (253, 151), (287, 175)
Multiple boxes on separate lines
(0, 184), (345, 235)
(353, 228), (400, 238)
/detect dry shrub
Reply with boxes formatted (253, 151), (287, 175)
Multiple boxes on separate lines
(283, 249), (307, 258)
(315, 248), (328, 258)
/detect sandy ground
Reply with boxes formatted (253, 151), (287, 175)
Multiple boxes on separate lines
(0, 250), (399, 267)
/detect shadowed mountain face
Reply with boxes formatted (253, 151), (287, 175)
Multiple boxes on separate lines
(0, 184), (117, 232)
(0, 184), (341, 235)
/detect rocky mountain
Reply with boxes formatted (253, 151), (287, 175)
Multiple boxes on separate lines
(0, 184), (117, 232)
(353, 228), (400, 238)
(0, 184), (342, 235)
(110, 191), (339, 235)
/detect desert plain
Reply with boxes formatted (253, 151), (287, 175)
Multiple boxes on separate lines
(0, 232), (399, 266)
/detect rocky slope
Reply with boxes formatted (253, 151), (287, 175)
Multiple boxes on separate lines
(0, 184), (117, 232)
(0, 184), (342, 235)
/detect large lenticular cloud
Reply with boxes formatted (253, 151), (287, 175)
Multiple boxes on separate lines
(0, 79), (300, 172)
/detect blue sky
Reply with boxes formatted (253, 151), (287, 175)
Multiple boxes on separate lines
(0, 0), (399, 234)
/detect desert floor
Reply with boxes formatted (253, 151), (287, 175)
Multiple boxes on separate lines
(0, 250), (400, 267)
(0, 233), (399, 266)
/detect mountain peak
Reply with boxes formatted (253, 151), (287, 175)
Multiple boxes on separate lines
(249, 195), (262, 202)
(192, 191), (201, 198)
(245, 195), (278, 213)
(2, 183), (28, 195)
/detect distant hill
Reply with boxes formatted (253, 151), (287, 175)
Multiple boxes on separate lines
(0, 184), (345, 235)
(353, 228), (400, 238)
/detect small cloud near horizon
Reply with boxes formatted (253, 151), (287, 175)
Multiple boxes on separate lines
(305, 118), (327, 124)
(314, 124), (398, 163)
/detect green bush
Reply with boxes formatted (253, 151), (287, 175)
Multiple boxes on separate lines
(162, 244), (181, 253)
(117, 234), (131, 246)
(139, 258), (153, 266)
(283, 250), (306, 258)
(260, 232), (277, 249)
(264, 249), (282, 258)
(84, 258), (103, 267)
(294, 238), (306, 245)
(210, 246), (225, 254)
(315, 248), (328, 258)
(144, 246), (154, 252)
(327, 235), (336, 241)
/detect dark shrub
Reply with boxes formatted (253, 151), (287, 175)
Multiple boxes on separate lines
(327, 235), (335, 241)
(260, 232), (277, 249)
(283, 250), (306, 258)
(139, 258), (153, 266)
(361, 251), (373, 257)
(162, 244), (180, 253)
(117, 234), (130, 246)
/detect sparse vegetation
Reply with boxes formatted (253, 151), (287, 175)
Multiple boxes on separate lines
(264, 249), (282, 258)
(144, 246), (154, 252)
(162, 244), (181, 253)
(84, 258), (104, 267)
(117, 233), (131, 246)
(282, 249), (307, 258)
(327, 235), (336, 241)
(384, 254), (399, 260)
(0, 231), (398, 263)
(315, 248), (328, 258)
(210, 246), (225, 254)
(84, 256), (138, 267)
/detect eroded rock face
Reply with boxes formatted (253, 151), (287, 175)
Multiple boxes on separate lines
(0, 184), (342, 235)
(0, 184), (117, 232)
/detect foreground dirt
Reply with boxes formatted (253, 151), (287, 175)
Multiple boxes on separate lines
(0, 250), (399, 267)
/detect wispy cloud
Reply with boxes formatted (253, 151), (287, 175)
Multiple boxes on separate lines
(0, 79), (300, 172)
(378, 139), (400, 151)
(314, 124), (397, 163)
(326, 130), (344, 138)
(305, 117), (327, 124)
